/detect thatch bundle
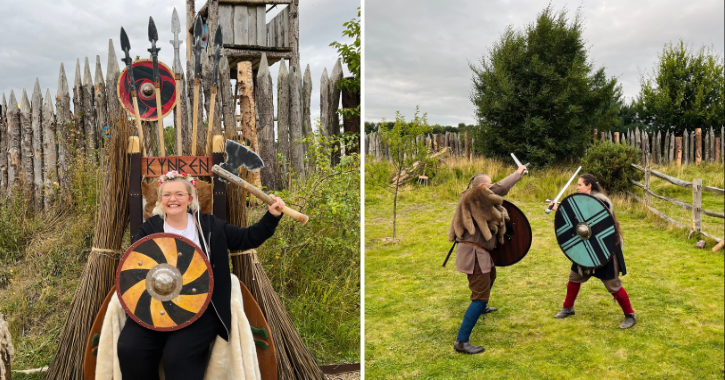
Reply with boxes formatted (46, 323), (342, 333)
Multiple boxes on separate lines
(43, 115), (131, 380)
(227, 168), (324, 380)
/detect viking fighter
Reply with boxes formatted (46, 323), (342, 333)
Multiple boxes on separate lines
(116, 171), (285, 379)
(448, 165), (526, 354)
(550, 173), (636, 329)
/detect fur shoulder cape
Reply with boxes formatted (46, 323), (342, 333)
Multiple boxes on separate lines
(448, 185), (510, 244)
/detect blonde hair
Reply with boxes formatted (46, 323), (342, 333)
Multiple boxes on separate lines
(152, 177), (201, 218)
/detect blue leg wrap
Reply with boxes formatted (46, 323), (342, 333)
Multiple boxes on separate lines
(456, 300), (487, 342)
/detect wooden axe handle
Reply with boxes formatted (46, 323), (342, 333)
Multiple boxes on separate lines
(155, 85), (166, 157)
(212, 165), (309, 224)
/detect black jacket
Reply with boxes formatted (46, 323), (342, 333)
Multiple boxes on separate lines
(133, 211), (281, 341)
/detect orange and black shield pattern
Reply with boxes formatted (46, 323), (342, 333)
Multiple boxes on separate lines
(115, 233), (213, 331)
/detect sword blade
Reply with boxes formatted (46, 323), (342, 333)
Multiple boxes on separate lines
(546, 166), (582, 214)
(510, 153), (529, 175)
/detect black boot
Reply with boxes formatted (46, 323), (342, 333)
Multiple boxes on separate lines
(619, 313), (636, 329)
(483, 306), (498, 314)
(554, 307), (575, 318)
(454, 341), (485, 354)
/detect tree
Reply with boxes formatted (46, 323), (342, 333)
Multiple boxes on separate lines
(634, 41), (724, 135)
(470, 6), (620, 167)
(380, 108), (431, 240)
(330, 7), (360, 119)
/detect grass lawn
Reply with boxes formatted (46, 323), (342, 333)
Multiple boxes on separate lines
(364, 159), (724, 379)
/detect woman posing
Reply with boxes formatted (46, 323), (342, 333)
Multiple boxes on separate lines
(551, 174), (636, 329)
(117, 171), (285, 379)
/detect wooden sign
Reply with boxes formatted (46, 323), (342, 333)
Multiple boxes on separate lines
(141, 156), (212, 177)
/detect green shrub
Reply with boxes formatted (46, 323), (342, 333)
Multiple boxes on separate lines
(581, 141), (642, 194)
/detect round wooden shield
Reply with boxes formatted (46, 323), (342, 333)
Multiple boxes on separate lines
(489, 200), (532, 266)
(116, 233), (213, 331)
(117, 59), (176, 121)
(554, 193), (617, 269)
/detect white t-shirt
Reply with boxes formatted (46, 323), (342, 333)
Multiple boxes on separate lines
(164, 213), (200, 247)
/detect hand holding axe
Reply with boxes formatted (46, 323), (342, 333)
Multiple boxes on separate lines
(213, 139), (309, 224)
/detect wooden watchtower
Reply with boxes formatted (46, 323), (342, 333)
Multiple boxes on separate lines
(186, 0), (300, 71)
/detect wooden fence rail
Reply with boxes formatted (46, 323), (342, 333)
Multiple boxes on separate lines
(629, 163), (723, 242)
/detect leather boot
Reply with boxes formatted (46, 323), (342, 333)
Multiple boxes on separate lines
(554, 307), (575, 318)
(483, 306), (498, 314)
(619, 313), (636, 329)
(454, 341), (485, 354)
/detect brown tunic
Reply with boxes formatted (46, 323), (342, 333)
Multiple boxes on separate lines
(454, 171), (522, 274)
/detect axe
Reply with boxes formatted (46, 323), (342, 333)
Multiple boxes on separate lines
(213, 139), (309, 224)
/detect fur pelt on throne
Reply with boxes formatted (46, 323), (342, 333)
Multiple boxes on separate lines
(95, 274), (261, 380)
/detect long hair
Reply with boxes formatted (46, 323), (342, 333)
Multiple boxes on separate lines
(152, 177), (201, 219)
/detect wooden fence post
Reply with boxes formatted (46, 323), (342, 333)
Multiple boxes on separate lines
(614, 132), (619, 144)
(695, 128), (702, 166)
(721, 126), (724, 164)
(329, 59), (343, 165)
(20, 90), (33, 198)
(704, 130), (710, 163)
(715, 137), (720, 163)
(683, 130), (688, 165)
(302, 65), (312, 170)
(644, 165), (651, 207)
(593, 128), (598, 143)
(289, 63), (304, 180)
(0, 93), (6, 196)
(692, 178), (702, 235)
(83, 57), (97, 157)
(94, 56), (107, 161)
(655, 130), (661, 164)
(709, 128), (715, 162)
(277, 60), (289, 186)
(675, 137), (682, 166)
(6, 91), (19, 196)
(31, 80), (44, 212)
(465, 131), (470, 160)
(320, 68), (329, 136)
(56, 64), (71, 199)
(42, 89), (56, 209)
(257, 55), (275, 190)
(237, 61), (261, 189)
(690, 130), (695, 164)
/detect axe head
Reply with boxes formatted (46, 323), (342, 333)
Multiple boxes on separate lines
(219, 139), (264, 183)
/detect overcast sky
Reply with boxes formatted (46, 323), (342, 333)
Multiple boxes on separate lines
(0, 0), (356, 128)
(364, 0), (724, 126)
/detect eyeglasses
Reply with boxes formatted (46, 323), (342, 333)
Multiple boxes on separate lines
(161, 192), (189, 200)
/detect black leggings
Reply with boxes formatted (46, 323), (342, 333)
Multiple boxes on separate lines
(117, 309), (219, 380)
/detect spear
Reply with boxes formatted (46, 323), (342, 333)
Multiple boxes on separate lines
(148, 16), (165, 157)
(206, 27), (223, 155)
(191, 15), (203, 155)
(120, 27), (147, 156)
(171, 8), (183, 156)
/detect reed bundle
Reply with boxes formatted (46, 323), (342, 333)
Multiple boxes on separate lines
(227, 168), (324, 380)
(43, 115), (131, 380)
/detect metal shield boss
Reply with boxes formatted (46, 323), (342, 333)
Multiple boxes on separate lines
(116, 233), (213, 331)
(554, 193), (618, 268)
(489, 200), (533, 267)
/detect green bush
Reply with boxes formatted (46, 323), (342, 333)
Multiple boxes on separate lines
(581, 141), (642, 194)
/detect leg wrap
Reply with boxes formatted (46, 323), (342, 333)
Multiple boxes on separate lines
(456, 300), (487, 342)
(613, 287), (634, 314)
(563, 281), (581, 308)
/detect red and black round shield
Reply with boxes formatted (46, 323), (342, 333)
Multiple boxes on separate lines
(116, 233), (213, 331)
(117, 59), (176, 121)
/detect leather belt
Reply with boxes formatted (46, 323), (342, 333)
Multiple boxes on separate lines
(458, 241), (489, 252)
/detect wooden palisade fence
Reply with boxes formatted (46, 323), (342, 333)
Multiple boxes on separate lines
(366, 130), (473, 161)
(627, 163), (723, 243)
(594, 127), (723, 166)
(0, 52), (350, 209)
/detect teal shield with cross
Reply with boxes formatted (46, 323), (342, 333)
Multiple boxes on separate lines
(554, 193), (618, 269)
